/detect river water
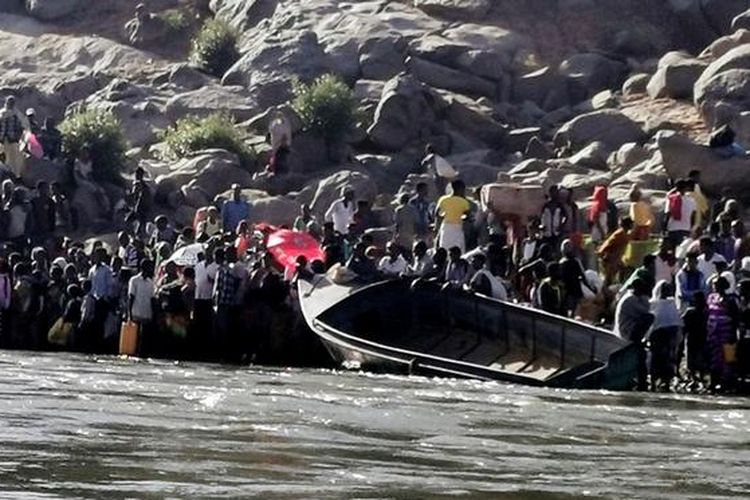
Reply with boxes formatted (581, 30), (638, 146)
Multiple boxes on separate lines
(0, 352), (747, 500)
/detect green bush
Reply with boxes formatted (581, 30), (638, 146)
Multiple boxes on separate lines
(160, 9), (190, 35)
(60, 110), (128, 185)
(162, 113), (255, 168)
(292, 74), (357, 144)
(190, 18), (240, 78)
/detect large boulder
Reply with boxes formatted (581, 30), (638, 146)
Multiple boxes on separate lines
(559, 52), (628, 101)
(155, 150), (253, 203)
(694, 44), (750, 95)
(406, 56), (497, 98)
(554, 109), (645, 152)
(165, 85), (259, 123)
(248, 195), (301, 226)
(25, 0), (81, 20)
(700, 29), (750, 60)
(512, 66), (569, 110)
(621, 73), (650, 96)
(209, 0), (279, 31)
(367, 74), (445, 151)
(647, 52), (707, 99)
(359, 36), (407, 81)
(310, 170), (377, 217)
(223, 31), (332, 109)
(657, 130), (750, 198)
(442, 94), (507, 146)
(695, 69), (750, 128)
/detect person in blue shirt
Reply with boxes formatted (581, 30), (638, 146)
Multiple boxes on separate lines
(222, 184), (250, 234)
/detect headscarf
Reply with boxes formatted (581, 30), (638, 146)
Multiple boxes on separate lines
(589, 185), (608, 224)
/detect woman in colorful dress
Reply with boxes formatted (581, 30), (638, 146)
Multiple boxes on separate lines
(705, 276), (739, 391)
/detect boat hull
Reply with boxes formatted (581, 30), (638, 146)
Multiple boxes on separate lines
(299, 278), (638, 390)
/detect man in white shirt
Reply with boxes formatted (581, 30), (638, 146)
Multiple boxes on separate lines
(697, 236), (726, 285)
(663, 179), (696, 247)
(325, 188), (356, 235)
(128, 259), (155, 323)
(467, 254), (507, 300)
(378, 242), (408, 277)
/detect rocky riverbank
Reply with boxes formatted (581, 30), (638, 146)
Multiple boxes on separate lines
(3, 0), (750, 233)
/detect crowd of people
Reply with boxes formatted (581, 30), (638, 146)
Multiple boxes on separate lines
(0, 88), (749, 392)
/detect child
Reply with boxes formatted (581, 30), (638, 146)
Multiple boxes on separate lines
(682, 291), (708, 384)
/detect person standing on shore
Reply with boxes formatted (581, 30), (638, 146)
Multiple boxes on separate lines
(325, 187), (356, 236)
(0, 96), (28, 178)
(435, 180), (470, 253)
(664, 179), (696, 248)
(222, 185), (250, 238)
(614, 278), (653, 390)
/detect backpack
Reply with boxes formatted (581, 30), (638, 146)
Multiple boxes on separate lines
(668, 192), (682, 221)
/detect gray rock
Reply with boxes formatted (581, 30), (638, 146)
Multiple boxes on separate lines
(610, 142), (651, 173)
(209, 0), (279, 31)
(223, 31), (332, 109)
(513, 66), (568, 110)
(165, 85), (258, 123)
(525, 136), (553, 160)
(407, 56), (497, 98)
(359, 36), (407, 80)
(732, 9), (750, 31)
(567, 141), (610, 170)
(310, 170), (377, 217)
(25, 0), (81, 20)
(559, 52), (628, 100)
(694, 68), (750, 128)
(694, 44), (750, 97)
(554, 109), (645, 151)
(155, 150), (253, 202)
(367, 74), (444, 151)
(443, 94), (506, 146)
(622, 73), (650, 96)
(700, 29), (750, 59)
(506, 127), (541, 153)
(167, 64), (211, 91)
(412, 0), (491, 19)
(647, 57), (707, 99)
(248, 195), (301, 226)
(508, 159), (548, 175)
(657, 130), (750, 197)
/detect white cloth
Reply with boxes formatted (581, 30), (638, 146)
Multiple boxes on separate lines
(650, 281), (682, 330)
(194, 261), (218, 300)
(438, 221), (465, 252)
(664, 194), (696, 233)
(697, 253), (726, 285)
(325, 199), (356, 235)
(378, 255), (408, 276)
(654, 255), (675, 284)
(471, 269), (508, 300)
(128, 274), (154, 321)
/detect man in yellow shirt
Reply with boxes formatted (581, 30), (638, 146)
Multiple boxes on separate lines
(436, 180), (470, 252)
(628, 185), (654, 240)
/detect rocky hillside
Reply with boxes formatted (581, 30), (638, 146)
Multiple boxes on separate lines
(4, 0), (750, 230)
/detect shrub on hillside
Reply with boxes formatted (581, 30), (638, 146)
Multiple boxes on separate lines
(160, 9), (190, 36)
(162, 113), (255, 168)
(60, 110), (128, 185)
(292, 74), (357, 144)
(190, 18), (240, 78)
